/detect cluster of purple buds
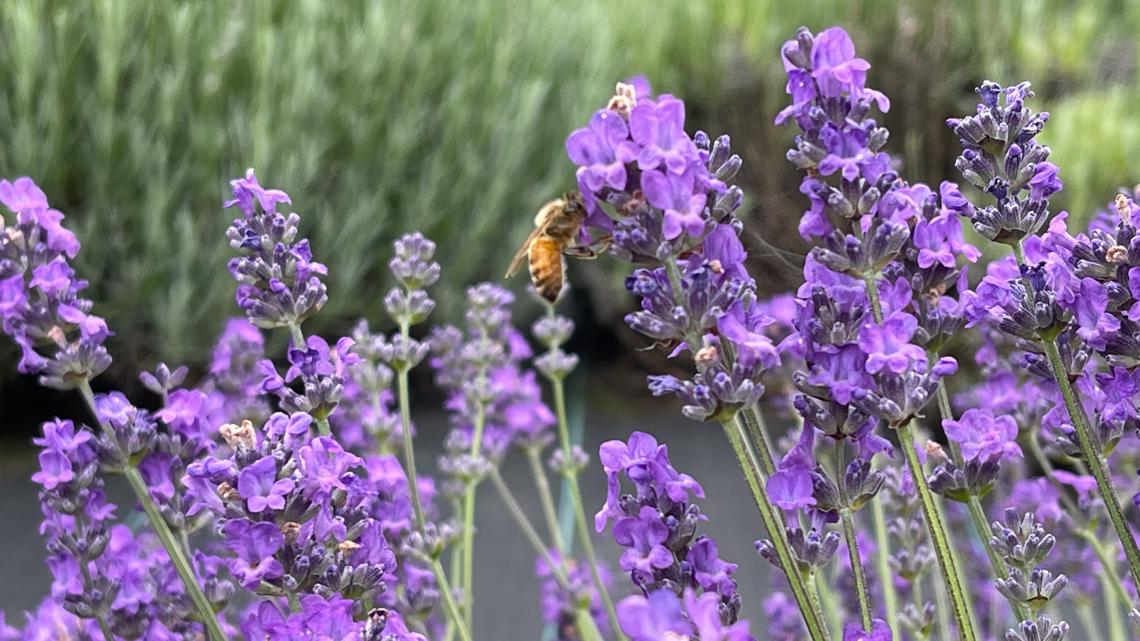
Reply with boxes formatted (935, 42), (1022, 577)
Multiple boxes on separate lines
(595, 432), (743, 628)
(0, 178), (111, 389)
(185, 415), (398, 615)
(946, 82), (1058, 245)
(566, 77), (777, 423)
(257, 334), (357, 420)
(35, 418), (136, 630)
(928, 408), (1022, 502)
(200, 318), (272, 427)
(989, 509), (1069, 615)
(331, 320), (403, 452)
(777, 27), (903, 277)
(566, 77), (742, 262)
(224, 169), (328, 330)
(536, 551), (613, 640)
(382, 232), (439, 373)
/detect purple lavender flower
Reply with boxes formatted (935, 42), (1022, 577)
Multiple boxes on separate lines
(597, 432), (742, 625)
(223, 519), (285, 589)
(237, 455), (294, 513)
(943, 409), (1021, 464)
(0, 177), (111, 388)
(224, 169), (328, 329)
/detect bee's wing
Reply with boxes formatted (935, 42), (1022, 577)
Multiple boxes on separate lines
(505, 225), (546, 278)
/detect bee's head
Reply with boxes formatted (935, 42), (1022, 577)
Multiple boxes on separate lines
(562, 191), (584, 214)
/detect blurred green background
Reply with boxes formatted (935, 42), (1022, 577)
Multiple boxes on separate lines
(2, 0), (1138, 389)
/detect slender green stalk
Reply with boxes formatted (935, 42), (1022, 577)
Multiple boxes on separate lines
(1080, 528), (1133, 618)
(738, 403), (776, 477)
(896, 419), (977, 641)
(841, 510), (874, 631)
(834, 439), (873, 632)
(390, 324), (472, 641)
(431, 558), (473, 641)
(1040, 339), (1140, 594)
(527, 447), (566, 553)
(723, 417), (831, 641)
(79, 381), (227, 641)
(287, 321), (305, 346)
(933, 571), (953, 641)
(860, 276), (901, 637)
(813, 571), (842, 638)
(870, 496), (899, 639)
(489, 468), (571, 589)
(1103, 571), (1127, 641)
(459, 394), (487, 631)
(550, 373), (625, 641)
(575, 610), (607, 641)
(1076, 599), (1099, 641)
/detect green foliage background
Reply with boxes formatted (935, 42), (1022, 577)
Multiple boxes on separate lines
(2, 0), (1138, 379)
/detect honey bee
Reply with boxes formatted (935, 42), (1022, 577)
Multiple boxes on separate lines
(505, 192), (604, 302)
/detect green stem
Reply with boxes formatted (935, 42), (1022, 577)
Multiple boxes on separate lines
(861, 277), (900, 638)
(575, 609), (607, 641)
(79, 381), (227, 641)
(390, 328), (472, 641)
(431, 558), (473, 641)
(1040, 338), (1140, 594)
(723, 418), (831, 641)
(1104, 570), (1127, 641)
(489, 468), (571, 590)
(459, 379), (488, 632)
(841, 510), (874, 631)
(1076, 598), (1099, 641)
(870, 496), (899, 639)
(125, 468), (227, 640)
(527, 447), (565, 553)
(1081, 528), (1133, 617)
(896, 419), (977, 641)
(738, 404), (777, 477)
(550, 373), (625, 641)
(835, 440), (873, 632)
(813, 571), (842, 638)
(287, 321), (305, 346)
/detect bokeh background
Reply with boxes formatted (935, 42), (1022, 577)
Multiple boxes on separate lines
(1, 0), (1138, 636)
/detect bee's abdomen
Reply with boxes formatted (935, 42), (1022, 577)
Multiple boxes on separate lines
(529, 236), (564, 302)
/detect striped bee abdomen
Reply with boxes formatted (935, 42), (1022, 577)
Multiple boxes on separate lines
(528, 236), (565, 302)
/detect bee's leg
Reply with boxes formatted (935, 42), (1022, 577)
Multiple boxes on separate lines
(563, 235), (612, 260)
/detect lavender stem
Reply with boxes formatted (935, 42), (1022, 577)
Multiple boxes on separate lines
(489, 468), (572, 589)
(392, 319), (471, 641)
(835, 439), (873, 632)
(79, 380), (228, 641)
(548, 365), (625, 641)
(1038, 336), (1140, 596)
(527, 446), (566, 553)
(723, 416), (832, 641)
(897, 418), (978, 641)
(459, 393), (487, 631)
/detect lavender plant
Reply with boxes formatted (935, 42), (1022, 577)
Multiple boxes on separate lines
(4, 22), (1140, 641)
